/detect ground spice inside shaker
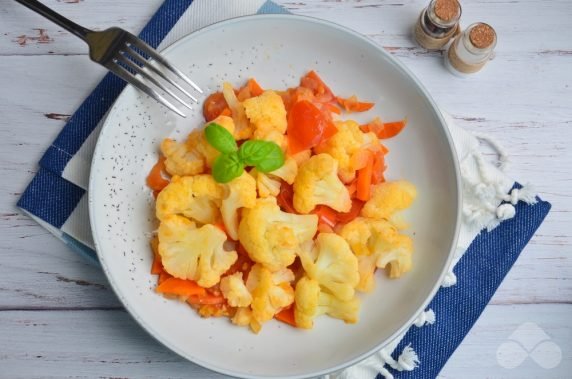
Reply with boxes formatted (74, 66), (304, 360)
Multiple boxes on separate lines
(446, 22), (497, 75)
(414, 0), (462, 50)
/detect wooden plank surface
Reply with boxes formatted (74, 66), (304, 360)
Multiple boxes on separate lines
(0, 0), (570, 377)
(1, 304), (570, 378)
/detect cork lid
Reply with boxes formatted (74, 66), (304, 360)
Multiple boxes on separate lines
(434, 0), (460, 22)
(469, 23), (497, 49)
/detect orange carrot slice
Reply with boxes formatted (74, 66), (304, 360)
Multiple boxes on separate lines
(361, 117), (407, 139)
(156, 278), (207, 297)
(187, 293), (226, 305)
(356, 151), (374, 201)
(147, 156), (170, 192)
(275, 307), (297, 327)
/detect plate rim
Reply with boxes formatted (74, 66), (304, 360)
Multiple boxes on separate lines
(89, 13), (462, 379)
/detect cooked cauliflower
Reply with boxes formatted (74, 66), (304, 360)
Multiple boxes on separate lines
(221, 172), (257, 240)
(161, 138), (204, 176)
(299, 233), (359, 301)
(269, 157), (297, 184)
(189, 115), (236, 168)
(223, 82), (253, 140)
(250, 157), (297, 198)
(340, 218), (413, 290)
(243, 90), (287, 142)
(249, 168), (280, 198)
(361, 180), (417, 221)
(314, 120), (380, 183)
(293, 154), (351, 214)
(245, 264), (295, 333)
(291, 149), (312, 166)
(156, 175), (223, 224)
(232, 307), (253, 328)
(220, 272), (252, 307)
(238, 198), (318, 271)
(157, 215), (237, 287)
(294, 277), (360, 329)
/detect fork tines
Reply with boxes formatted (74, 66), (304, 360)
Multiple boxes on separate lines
(108, 36), (202, 118)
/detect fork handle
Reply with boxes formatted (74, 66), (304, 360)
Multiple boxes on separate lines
(15, 0), (91, 41)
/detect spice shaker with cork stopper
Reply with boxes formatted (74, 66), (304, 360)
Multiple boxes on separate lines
(414, 0), (462, 50)
(446, 22), (497, 76)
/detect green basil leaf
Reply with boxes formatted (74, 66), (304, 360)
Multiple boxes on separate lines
(212, 152), (244, 183)
(238, 140), (281, 167)
(239, 141), (284, 173)
(205, 123), (238, 154)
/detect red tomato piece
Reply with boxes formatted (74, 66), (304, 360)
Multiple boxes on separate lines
(287, 100), (338, 154)
(312, 205), (338, 229)
(277, 182), (297, 214)
(300, 70), (335, 103)
(203, 92), (230, 121)
(335, 199), (365, 224)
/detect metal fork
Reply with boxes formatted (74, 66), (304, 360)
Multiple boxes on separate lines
(15, 0), (202, 117)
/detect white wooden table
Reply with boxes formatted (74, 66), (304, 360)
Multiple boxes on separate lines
(1, 1), (570, 377)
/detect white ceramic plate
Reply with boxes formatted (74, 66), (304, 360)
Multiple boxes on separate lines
(89, 14), (460, 379)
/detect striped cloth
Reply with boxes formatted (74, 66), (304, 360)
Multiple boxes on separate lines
(17, 1), (551, 378)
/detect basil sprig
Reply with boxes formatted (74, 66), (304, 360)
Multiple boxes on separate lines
(205, 123), (238, 154)
(205, 123), (285, 183)
(212, 152), (244, 183)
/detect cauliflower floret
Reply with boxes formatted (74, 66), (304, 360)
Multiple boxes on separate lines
(298, 233), (359, 301)
(221, 172), (257, 240)
(250, 157), (297, 198)
(222, 82), (253, 140)
(250, 168), (281, 198)
(291, 149), (312, 166)
(314, 120), (380, 183)
(294, 277), (360, 329)
(361, 181), (417, 221)
(269, 157), (298, 184)
(158, 215), (237, 287)
(232, 307), (253, 328)
(245, 264), (295, 333)
(340, 218), (413, 291)
(208, 114), (235, 131)
(189, 115), (236, 168)
(220, 272), (252, 307)
(238, 198), (318, 271)
(293, 154), (351, 214)
(161, 138), (204, 176)
(156, 175), (223, 224)
(243, 90), (287, 140)
(260, 129), (287, 151)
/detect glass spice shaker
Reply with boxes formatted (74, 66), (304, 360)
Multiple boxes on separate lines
(445, 22), (497, 76)
(414, 0), (462, 50)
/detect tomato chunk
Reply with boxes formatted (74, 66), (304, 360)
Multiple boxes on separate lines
(277, 182), (297, 214)
(335, 199), (365, 224)
(203, 92), (230, 121)
(287, 100), (337, 154)
(300, 70), (335, 103)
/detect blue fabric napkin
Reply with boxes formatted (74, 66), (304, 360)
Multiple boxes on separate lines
(17, 0), (551, 377)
